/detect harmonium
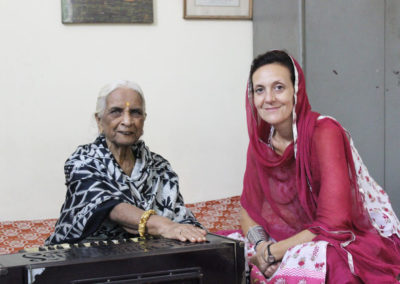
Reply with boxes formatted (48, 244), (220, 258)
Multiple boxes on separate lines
(0, 233), (245, 284)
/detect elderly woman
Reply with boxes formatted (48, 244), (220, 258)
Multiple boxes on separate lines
(240, 50), (400, 283)
(46, 80), (206, 245)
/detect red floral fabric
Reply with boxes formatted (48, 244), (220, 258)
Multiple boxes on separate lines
(186, 195), (241, 232)
(0, 219), (57, 255)
(0, 196), (240, 255)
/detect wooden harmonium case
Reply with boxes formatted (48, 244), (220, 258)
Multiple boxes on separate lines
(0, 233), (245, 284)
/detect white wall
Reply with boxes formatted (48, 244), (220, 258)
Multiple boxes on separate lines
(0, 1), (252, 220)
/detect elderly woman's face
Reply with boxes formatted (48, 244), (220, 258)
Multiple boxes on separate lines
(96, 87), (145, 148)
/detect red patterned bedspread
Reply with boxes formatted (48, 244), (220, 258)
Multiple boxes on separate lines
(185, 195), (241, 232)
(0, 195), (240, 255)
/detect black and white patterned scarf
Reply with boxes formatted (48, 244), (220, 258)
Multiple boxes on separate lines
(46, 135), (200, 245)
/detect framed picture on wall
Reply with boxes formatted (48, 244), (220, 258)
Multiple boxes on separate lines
(184, 0), (253, 20)
(61, 0), (153, 24)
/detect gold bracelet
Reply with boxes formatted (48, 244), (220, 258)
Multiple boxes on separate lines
(138, 209), (156, 237)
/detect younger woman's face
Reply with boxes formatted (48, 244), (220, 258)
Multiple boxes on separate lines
(252, 63), (295, 128)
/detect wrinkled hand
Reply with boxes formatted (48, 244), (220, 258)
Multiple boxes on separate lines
(250, 241), (281, 278)
(156, 221), (207, 243)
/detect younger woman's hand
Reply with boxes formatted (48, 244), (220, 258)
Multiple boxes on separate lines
(250, 241), (280, 278)
(263, 261), (280, 278)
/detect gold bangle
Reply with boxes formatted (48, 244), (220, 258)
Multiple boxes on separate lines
(138, 209), (156, 237)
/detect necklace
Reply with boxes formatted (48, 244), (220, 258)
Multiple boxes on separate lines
(267, 126), (275, 150)
(268, 126), (293, 155)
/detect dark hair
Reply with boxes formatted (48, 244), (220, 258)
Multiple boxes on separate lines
(249, 50), (295, 91)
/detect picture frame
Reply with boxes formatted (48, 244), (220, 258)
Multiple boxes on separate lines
(183, 0), (252, 20)
(61, 0), (153, 24)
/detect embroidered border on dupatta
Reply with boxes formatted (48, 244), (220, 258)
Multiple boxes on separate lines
(290, 56), (299, 159)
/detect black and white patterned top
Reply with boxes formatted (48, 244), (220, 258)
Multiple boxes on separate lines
(46, 135), (200, 245)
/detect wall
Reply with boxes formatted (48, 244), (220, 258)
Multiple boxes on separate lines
(253, 0), (304, 64)
(304, 0), (385, 188)
(385, 0), (400, 211)
(0, 1), (252, 220)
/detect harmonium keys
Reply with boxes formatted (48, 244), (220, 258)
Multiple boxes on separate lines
(0, 233), (245, 284)
(19, 238), (139, 253)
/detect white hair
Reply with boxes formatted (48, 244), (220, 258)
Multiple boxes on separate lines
(95, 80), (146, 118)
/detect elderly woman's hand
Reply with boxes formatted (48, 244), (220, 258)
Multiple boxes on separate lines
(147, 215), (207, 242)
(161, 222), (207, 243)
(250, 241), (281, 278)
